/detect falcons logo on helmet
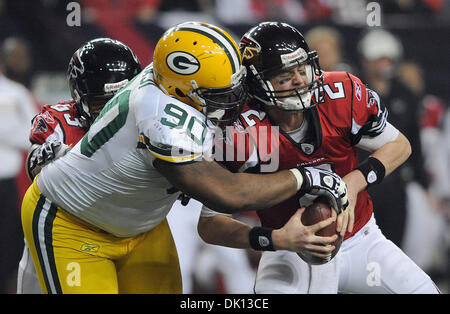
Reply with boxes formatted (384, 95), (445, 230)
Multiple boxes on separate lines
(68, 51), (85, 79)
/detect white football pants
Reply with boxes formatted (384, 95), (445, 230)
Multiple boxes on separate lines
(255, 215), (440, 294)
(17, 241), (42, 294)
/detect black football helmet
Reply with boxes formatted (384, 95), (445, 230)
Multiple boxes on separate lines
(239, 22), (324, 111)
(67, 38), (142, 127)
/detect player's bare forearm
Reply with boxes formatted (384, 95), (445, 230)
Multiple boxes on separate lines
(198, 209), (339, 255)
(349, 131), (411, 192)
(197, 214), (299, 251)
(338, 132), (411, 234)
(197, 215), (251, 248)
(153, 158), (298, 213)
(371, 132), (411, 177)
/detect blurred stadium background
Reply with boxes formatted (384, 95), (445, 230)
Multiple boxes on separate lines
(0, 0), (448, 294)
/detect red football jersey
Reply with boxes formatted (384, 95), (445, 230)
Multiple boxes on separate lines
(29, 101), (86, 146)
(220, 72), (388, 240)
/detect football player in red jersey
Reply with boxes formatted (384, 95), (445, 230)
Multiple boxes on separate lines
(17, 38), (142, 293)
(197, 22), (440, 293)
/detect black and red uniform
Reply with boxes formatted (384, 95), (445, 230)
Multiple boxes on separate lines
(221, 72), (388, 240)
(30, 101), (86, 146)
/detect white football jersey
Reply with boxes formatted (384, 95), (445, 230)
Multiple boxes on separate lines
(37, 65), (215, 237)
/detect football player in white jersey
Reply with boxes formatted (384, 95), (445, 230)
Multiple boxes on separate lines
(21, 22), (348, 294)
(17, 38), (142, 294)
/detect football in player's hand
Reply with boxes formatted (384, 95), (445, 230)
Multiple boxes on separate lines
(298, 197), (343, 265)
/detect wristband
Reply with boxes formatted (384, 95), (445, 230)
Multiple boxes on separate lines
(289, 168), (304, 191)
(355, 156), (386, 188)
(249, 226), (275, 251)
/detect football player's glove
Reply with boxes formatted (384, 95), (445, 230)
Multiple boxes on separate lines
(26, 141), (72, 180)
(297, 166), (349, 214)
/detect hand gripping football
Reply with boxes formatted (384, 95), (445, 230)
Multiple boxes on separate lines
(297, 197), (343, 265)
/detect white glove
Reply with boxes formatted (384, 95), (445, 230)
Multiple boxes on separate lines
(26, 142), (72, 180)
(298, 166), (349, 214)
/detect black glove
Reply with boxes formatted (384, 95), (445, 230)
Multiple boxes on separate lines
(297, 166), (349, 214)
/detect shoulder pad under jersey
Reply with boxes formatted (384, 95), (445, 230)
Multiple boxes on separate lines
(29, 101), (83, 145)
(134, 85), (215, 163)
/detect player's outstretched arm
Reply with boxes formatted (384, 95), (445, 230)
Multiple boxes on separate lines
(154, 158), (298, 214)
(339, 130), (412, 234)
(368, 131), (411, 178)
(197, 214), (252, 249)
(197, 210), (337, 257)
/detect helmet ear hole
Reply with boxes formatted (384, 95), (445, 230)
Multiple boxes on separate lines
(175, 88), (185, 98)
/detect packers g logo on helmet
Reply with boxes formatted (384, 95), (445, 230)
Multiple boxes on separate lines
(153, 21), (247, 128)
(166, 51), (200, 75)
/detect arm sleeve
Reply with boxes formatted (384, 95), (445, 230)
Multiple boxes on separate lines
(349, 77), (389, 146)
(356, 122), (399, 153)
